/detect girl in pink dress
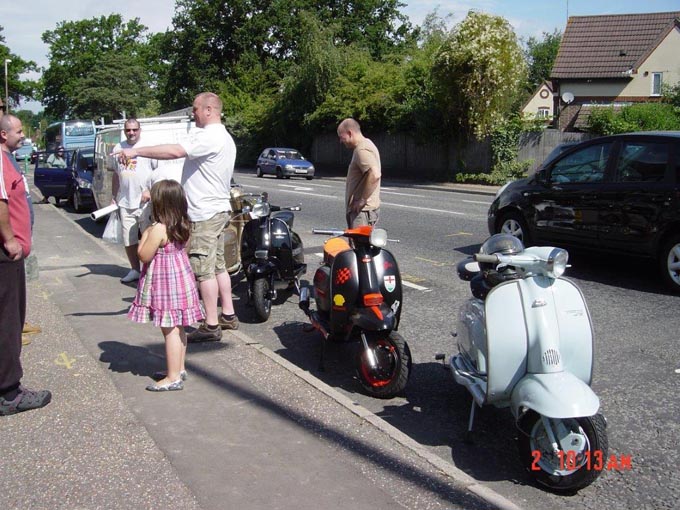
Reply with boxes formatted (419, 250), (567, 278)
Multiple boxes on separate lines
(128, 180), (204, 391)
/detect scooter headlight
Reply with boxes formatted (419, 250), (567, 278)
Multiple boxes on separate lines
(547, 248), (569, 278)
(369, 228), (388, 248)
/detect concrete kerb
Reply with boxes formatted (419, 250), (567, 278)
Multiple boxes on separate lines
(45, 196), (520, 510)
(231, 329), (523, 510)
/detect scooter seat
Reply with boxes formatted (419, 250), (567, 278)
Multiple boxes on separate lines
(323, 237), (351, 265)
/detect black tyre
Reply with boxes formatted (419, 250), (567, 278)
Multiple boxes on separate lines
(306, 176), (313, 180)
(256, 166), (263, 178)
(659, 234), (680, 293)
(253, 278), (272, 322)
(72, 190), (85, 213)
(518, 412), (608, 492)
(356, 331), (411, 399)
(276, 168), (283, 179)
(498, 211), (531, 245)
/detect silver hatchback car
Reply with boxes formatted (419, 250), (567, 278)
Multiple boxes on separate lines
(256, 147), (315, 180)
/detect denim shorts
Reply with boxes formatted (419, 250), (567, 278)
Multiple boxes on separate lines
(188, 212), (230, 281)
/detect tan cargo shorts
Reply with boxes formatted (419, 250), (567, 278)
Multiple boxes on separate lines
(188, 211), (230, 281)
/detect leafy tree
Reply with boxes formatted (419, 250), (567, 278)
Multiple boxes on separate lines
(388, 10), (451, 139)
(156, 0), (415, 110)
(0, 26), (40, 108)
(432, 11), (528, 138)
(524, 30), (561, 92)
(41, 15), (150, 119)
(69, 54), (153, 122)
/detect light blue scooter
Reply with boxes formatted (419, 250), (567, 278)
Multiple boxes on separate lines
(438, 234), (608, 492)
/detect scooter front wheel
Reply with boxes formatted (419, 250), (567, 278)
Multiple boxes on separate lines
(253, 278), (272, 322)
(518, 412), (608, 492)
(356, 331), (411, 399)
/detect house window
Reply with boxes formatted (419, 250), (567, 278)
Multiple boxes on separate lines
(651, 72), (663, 96)
(537, 107), (550, 118)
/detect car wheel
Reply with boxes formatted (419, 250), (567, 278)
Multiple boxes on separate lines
(73, 190), (84, 213)
(498, 211), (531, 245)
(276, 168), (283, 179)
(306, 176), (313, 180)
(659, 234), (680, 293)
(256, 166), (263, 178)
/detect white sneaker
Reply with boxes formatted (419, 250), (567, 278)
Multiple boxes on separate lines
(121, 269), (140, 283)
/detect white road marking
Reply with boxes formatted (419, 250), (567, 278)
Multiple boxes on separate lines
(382, 190), (424, 197)
(245, 186), (472, 217)
(461, 199), (492, 205)
(276, 189), (337, 199)
(382, 201), (465, 216)
(402, 281), (430, 291)
(279, 184), (313, 191)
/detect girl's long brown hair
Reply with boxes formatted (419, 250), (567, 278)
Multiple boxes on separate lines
(150, 180), (191, 244)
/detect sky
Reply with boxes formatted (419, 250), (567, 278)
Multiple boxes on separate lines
(2, 0), (679, 112)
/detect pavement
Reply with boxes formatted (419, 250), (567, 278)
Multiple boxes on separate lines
(2, 183), (517, 510)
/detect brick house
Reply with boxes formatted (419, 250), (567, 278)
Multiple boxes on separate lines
(550, 11), (680, 131)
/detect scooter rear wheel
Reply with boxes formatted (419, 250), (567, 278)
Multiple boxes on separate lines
(253, 278), (272, 322)
(356, 331), (411, 399)
(518, 412), (608, 492)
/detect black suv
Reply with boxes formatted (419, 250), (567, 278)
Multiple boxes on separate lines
(488, 132), (680, 292)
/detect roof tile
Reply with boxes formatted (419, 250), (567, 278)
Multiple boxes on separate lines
(551, 11), (680, 79)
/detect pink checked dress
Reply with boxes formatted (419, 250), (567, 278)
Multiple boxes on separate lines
(128, 240), (204, 327)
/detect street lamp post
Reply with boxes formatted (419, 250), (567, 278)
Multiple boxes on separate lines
(4, 58), (11, 114)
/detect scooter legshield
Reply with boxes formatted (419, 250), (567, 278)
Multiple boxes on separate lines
(329, 250), (360, 334)
(511, 372), (600, 420)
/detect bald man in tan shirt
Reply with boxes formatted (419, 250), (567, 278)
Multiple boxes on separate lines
(337, 118), (381, 228)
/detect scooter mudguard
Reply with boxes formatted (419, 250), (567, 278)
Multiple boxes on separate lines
(350, 303), (396, 331)
(247, 260), (277, 277)
(510, 372), (600, 420)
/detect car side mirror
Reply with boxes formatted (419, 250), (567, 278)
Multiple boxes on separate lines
(534, 169), (547, 184)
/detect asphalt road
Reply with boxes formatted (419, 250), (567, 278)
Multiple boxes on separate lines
(60, 169), (680, 510)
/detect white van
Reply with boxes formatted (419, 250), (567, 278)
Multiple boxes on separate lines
(92, 116), (194, 211)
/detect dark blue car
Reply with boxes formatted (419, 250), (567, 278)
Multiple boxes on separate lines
(256, 147), (315, 180)
(33, 148), (95, 212)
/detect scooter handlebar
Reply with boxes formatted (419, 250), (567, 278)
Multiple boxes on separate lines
(313, 228), (345, 236)
(474, 253), (499, 264)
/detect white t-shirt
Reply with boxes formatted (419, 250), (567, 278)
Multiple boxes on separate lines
(113, 139), (158, 209)
(179, 123), (236, 222)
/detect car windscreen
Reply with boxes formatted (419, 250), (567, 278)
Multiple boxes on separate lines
(277, 150), (303, 160)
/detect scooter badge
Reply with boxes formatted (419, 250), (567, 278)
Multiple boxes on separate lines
(384, 275), (396, 292)
(333, 294), (346, 306)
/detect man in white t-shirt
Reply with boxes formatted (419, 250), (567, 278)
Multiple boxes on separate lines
(112, 119), (157, 283)
(114, 92), (238, 342)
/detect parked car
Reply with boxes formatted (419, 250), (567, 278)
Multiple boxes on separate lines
(13, 140), (34, 161)
(256, 147), (315, 180)
(33, 147), (96, 212)
(487, 132), (680, 292)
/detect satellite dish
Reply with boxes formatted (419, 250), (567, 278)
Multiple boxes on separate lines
(561, 92), (575, 104)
